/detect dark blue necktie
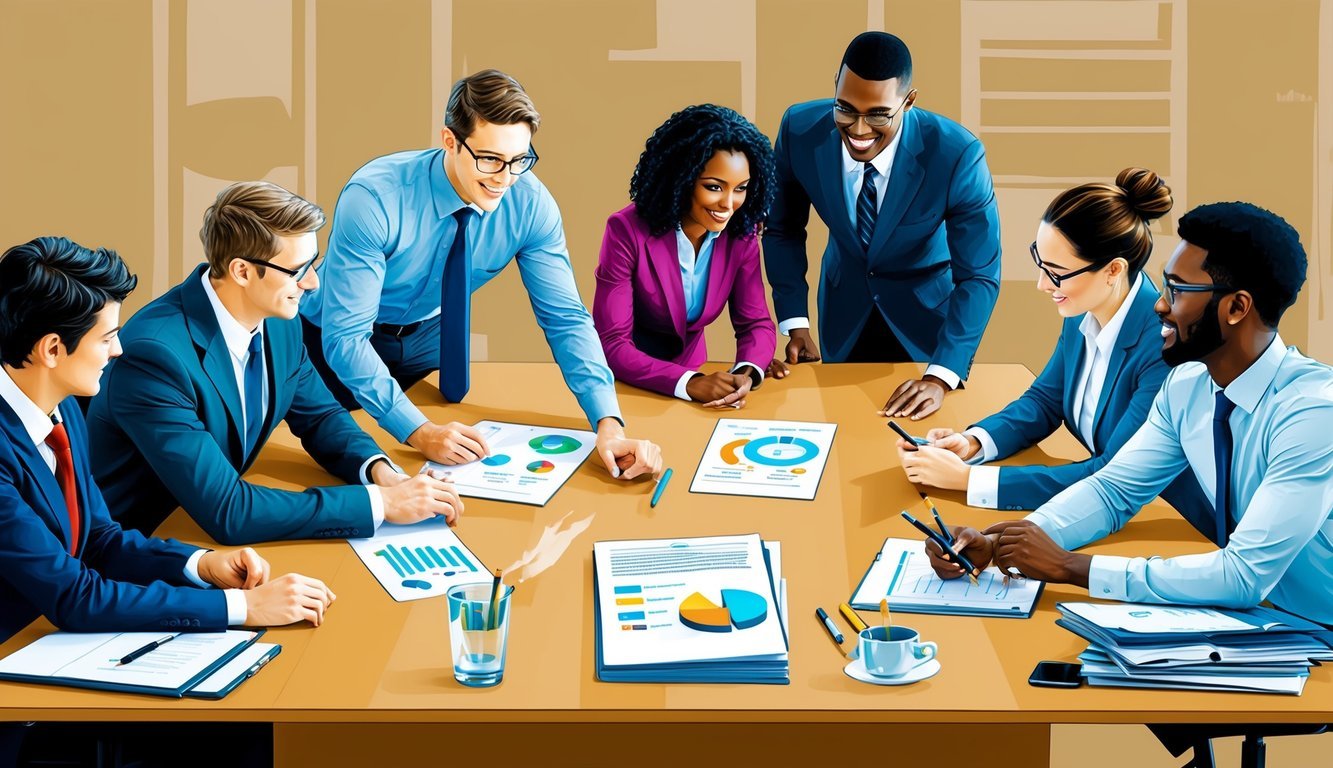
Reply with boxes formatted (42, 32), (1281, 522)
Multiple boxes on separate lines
(440, 207), (476, 403)
(856, 163), (879, 251)
(243, 332), (265, 458)
(1212, 390), (1237, 547)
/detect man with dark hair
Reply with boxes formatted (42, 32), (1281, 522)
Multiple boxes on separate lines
(928, 202), (1333, 626)
(300, 69), (662, 481)
(87, 182), (462, 543)
(0, 236), (334, 764)
(763, 31), (1002, 419)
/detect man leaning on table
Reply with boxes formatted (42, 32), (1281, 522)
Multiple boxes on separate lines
(927, 202), (1333, 627)
(298, 69), (661, 479)
(87, 182), (462, 544)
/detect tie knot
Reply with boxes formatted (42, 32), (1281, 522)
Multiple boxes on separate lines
(863, 163), (877, 181)
(453, 207), (475, 225)
(247, 332), (262, 357)
(1214, 390), (1236, 421)
(45, 421), (70, 453)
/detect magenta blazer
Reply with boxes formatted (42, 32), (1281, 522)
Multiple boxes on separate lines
(593, 204), (777, 397)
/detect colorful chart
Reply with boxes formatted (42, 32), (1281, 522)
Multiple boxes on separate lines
(526, 460), (556, 474)
(720, 439), (750, 465)
(678, 589), (769, 632)
(481, 454), (511, 466)
(742, 435), (820, 467)
(373, 543), (479, 578)
(529, 434), (582, 454)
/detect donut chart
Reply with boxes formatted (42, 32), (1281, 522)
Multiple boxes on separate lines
(529, 434), (582, 455)
(741, 435), (820, 467)
(526, 460), (556, 474)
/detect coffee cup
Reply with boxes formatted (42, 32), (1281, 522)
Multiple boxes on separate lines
(848, 625), (937, 677)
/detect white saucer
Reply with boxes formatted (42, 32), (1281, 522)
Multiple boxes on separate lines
(844, 656), (941, 686)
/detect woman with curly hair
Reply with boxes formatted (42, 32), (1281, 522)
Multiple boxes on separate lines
(592, 104), (781, 407)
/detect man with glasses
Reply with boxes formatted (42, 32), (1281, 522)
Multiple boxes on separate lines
(299, 69), (661, 480)
(763, 31), (1001, 419)
(929, 202), (1333, 628)
(88, 181), (463, 542)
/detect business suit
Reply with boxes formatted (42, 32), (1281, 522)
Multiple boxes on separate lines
(763, 103), (1001, 375)
(971, 275), (1209, 516)
(592, 204), (776, 397)
(87, 265), (385, 545)
(0, 396), (225, 646)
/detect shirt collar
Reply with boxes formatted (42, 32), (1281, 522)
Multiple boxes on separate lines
(1078, 272), (1144, 354)
(0, 364), (58, 448)
(430, 148), (487, 220)
(840, 116), (905, 177)
(675, 226), (720, 260)
(1220, 333), (1289, 414)
(200, 270), (262, 362)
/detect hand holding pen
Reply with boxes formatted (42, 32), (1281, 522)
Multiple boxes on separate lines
(922, 526), (996, 581)
(901, 510), (983, 584)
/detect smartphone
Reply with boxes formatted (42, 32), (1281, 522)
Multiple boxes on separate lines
(1028, 660), (1084, 688)
(888, 420), (929, 450)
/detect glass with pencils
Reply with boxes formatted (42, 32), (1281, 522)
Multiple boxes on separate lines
(447, 579), (513, 687)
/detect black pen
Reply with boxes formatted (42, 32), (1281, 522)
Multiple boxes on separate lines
(900, 511), (979, 581)
(815, 607), (844, 644)
(117, 634), (177, 666)
(919, 492), (953, 545)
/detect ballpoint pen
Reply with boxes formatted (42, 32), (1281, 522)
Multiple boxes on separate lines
(920, 492), (953, 544)
(117, 634), (177, 666)
(650, 468), (673, 508)
(815, 607), (844, 645)
(901, 510), (980, 583)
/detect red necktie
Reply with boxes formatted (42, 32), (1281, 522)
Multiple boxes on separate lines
(43, 423), (80, 556)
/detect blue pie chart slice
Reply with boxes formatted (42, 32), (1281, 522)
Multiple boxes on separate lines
(481, 454), (511, 466)
(741, 435), (819, 467)
(721, 589), (768, 629)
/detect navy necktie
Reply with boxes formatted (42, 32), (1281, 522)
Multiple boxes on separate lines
(440, 207), (476, 403)
(1212, 390), (1238, 546)
(856, 163), (879, 251)
(243, 332), (265, 458)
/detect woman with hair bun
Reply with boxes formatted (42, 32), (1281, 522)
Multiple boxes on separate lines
(592, 104), (780, 408)
(897, 168), (1209, 516)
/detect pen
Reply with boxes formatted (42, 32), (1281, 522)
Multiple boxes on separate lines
(815, 607), (844, 645)
(900, 510), (980, 581)
(887, 420), (929, 448)
(650, 468), (673, 508)
(487, 568), (503, 630)
(117, 634), (177, 666)
(920, 492), (953, 544)
(838, 603), (868, 634)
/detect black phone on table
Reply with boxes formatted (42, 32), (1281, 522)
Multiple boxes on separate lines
(1028, 660), (1084, 688)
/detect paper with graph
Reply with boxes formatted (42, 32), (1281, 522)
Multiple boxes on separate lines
(849, 538), (1044, 618)
(421, 420), (597, 506)
(348, 517), (490, 602)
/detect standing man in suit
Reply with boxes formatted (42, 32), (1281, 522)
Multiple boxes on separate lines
(299, 69), (661, 479)
(88, 182), (461, 544)
(764, 31), (1002, 419)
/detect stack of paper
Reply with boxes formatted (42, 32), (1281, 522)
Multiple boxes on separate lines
(593, 534), (788, 684)
(1057, 602), (1333, 695)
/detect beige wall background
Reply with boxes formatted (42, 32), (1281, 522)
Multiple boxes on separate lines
(0, 1), (1329, 763)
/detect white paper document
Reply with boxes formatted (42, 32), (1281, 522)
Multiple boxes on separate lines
(1062, 603), (1255, 634)
(689, 419), (836, 500)
(348, 516), (490, 602)
(0, 630), (258, 692)
(422, 420), (596, 506)
(594, 534), (788, 668)
(850, 538), (1044, 617)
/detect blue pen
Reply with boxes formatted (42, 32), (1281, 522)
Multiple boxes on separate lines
(815, 607), (844, 644)
(901, 510), (980, 580)
(920, 493), (953, 544)
(650, 468), (673, 507)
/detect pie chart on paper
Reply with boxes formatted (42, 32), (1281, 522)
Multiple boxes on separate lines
(678, 589), (769, 632)
(529, 434), (582, 455)
(526, 460), (556, 474)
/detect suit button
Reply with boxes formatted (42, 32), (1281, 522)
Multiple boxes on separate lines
(873, 295), (880, 302)
(869, 271), (877, 277)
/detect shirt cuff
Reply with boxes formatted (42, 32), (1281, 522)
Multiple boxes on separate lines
(1086, 555), (1132, 601)
(383, 400), (430, 445)
(924, 364), (961, 390)
(358, 454), (401, 484)
(777, 317), (810, 336)
(366, 485), (385, 529)
(674, 371), (699, 401)
(732, 362), (765, 388)
(223, 589), (249, 626)
(183, 549), (209, 588)
(963, 427), (999, 463)
(966, 464), (1001, 509)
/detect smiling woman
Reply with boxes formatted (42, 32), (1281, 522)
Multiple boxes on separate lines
(591, 104), (780, 407)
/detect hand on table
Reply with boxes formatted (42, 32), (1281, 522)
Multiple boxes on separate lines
(406, 421), (491, 465)
(378, 471), (464, 526)
(243, 573), (336, 627)
(198, 547), (270, 589)
(596, 418), (663, 480)
(924, 526), (994, 580)
(983, 520), (1090, 587)
(765, 358), (790, 379)
(879, 375), (947, 420)
(897, 441), (971, 491)
(784, 328), (821, 365)
(686, 371), (752, 409)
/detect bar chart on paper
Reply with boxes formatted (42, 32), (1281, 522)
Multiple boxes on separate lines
(349, 518), (490, 602)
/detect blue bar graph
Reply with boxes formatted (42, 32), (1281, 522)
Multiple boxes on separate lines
(374, 541), (482, 577)
(399, 546), (425, 571)
(439, 547), (459, 567)
(374, 549), (405, 577)
(451, 546), (478, 572)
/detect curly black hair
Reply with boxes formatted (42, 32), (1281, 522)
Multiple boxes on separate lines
(1177, 202), (1306, 327)
(628, 104), (775, 239)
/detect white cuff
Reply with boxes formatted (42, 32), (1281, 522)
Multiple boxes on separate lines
(366, 485), (385, 529)
(674, 371), (699, 401)
(359, 454), (401, 484)
(963, 427), (999, 463)
(732, 361), (765, 387)
(778, 317), (810, 336)
(183, 549), (209, 588)
(924, 364), (961, 390)
(1087, 555), (1131, 600)
(223, 589), (249, 625)
(966, 464), (1001, 509)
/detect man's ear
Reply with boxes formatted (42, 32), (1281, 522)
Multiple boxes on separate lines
(441, 127), (458, 152)
(32, 333), (62, 369)
(1223, 290), (1255, 326)
(228, 257), (253, 286)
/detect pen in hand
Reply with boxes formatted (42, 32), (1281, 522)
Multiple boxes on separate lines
(117, 634), (177, 666)
(920, 492), (953, 545)
(901, 510), (979, 584)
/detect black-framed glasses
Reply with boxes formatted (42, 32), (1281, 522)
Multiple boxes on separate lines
(1030, 241), (1109, 287)
(458, 137), (538, 176)
(1161, 272), (1234, 305)
(832, 90), (915, 128)
(238, 252), (321, 281)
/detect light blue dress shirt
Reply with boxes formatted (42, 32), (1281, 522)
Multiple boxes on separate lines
(674, 227), (719, 324)
(301, 149), (621, 442)
(1027, 335), (1333, 625)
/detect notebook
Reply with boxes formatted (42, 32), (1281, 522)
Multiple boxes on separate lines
(849, 537), (1043, 618)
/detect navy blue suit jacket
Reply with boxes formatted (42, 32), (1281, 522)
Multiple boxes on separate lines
(971, 276), (1209, 514)
(762, 103), (1002, 374)
(87, 265), (384, 545)
(0, 397), (226, 645)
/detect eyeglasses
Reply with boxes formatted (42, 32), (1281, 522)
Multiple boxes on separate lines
(1161, 272), (1234, 305)
(832, 91), (915, 128)
(1030, 242), (1110, 288)
(238, 252), (321, 281)
(457, 137), (539, 176)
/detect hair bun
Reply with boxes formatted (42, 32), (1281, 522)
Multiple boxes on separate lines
(1115, 167), (1173, 222)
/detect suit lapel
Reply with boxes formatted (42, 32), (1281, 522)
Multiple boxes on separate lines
(181, 267), (247, 459)
(815, 125), (861, 254)
(1061, 322), (1084, 432)
(645, 229), (687, 338)
(1089, 277), (1158, 443)
(698, 231), (734, 325)
(0, 399), (75, 552)
(867, 109), (925, 261)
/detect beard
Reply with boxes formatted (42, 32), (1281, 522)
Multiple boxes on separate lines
(1162, 296), (1226, 367)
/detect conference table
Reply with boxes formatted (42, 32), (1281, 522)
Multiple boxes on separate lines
(2, 362), (1329, 767)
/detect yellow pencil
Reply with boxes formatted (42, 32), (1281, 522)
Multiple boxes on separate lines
(838, 603), (868, 634)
